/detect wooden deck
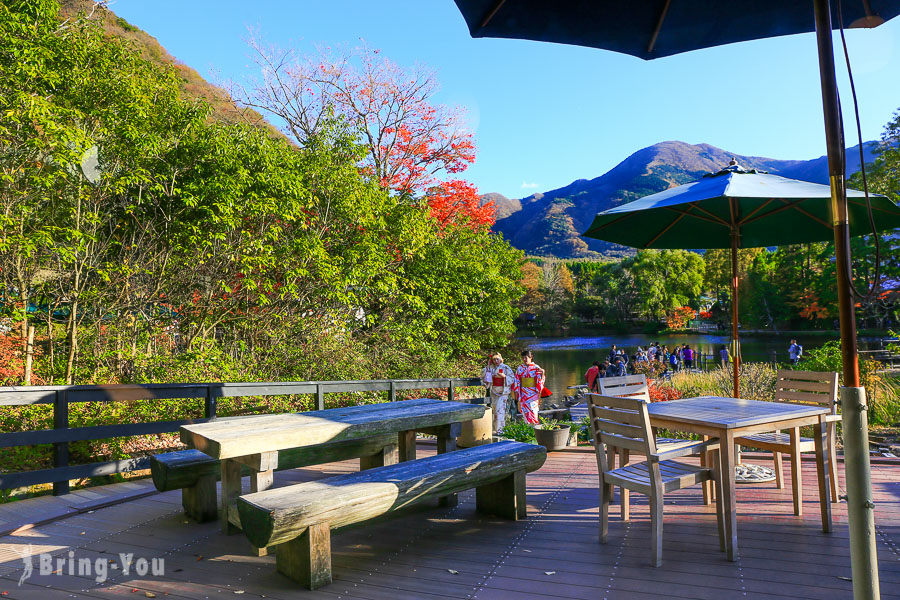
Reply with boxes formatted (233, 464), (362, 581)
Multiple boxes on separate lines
(0, 445), (898, 599)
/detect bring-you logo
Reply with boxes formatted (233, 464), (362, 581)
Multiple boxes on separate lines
(16, 544), (164, 586)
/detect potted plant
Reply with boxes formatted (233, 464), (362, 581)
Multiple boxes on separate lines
(534, 418), (570, 451)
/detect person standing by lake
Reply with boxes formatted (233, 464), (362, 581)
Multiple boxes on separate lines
(720, 345), (730, 367)
(683, 344), (695, 370)
(482, 351), (515, 435)
(788, 339), (803, 365)
(512, 350), (545, 425)
(585, 361), (601, 392)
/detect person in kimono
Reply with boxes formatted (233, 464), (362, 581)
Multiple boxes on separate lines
(482, 351), (515, 434)
(512, 350), (545, 425)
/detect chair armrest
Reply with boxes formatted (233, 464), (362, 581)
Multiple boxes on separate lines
(653, 438), (719, 461)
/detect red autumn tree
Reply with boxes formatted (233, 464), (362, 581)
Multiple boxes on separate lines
(233, 41), (491, 227)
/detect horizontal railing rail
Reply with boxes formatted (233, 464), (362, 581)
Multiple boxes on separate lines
(0, 377), (483, 495)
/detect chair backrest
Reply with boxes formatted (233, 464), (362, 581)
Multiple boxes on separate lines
(774, 369), (839, 414)
(598, 374), (650, 401)
(587, 393), (655, 473)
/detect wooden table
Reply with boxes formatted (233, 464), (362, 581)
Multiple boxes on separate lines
(646, 396), (833, 561)
(180, 398), (485, 539)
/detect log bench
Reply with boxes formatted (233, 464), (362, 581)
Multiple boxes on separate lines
(150, 434), (398, 522)
(236, 440), (547, 589)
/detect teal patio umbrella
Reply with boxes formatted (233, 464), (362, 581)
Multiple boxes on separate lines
(582, 161), (900, 398)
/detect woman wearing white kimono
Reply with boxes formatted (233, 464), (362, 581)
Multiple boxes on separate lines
(482, 351), (515, 434)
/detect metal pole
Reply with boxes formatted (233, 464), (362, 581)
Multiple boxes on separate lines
(841, 387), (880, 600)
(813, 1), (877, 597)
(731, 228), (740, 398)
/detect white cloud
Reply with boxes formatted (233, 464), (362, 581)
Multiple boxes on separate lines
(520, 181), (540, 189)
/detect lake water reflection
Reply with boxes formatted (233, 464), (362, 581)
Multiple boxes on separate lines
(522, 333), (875, 402)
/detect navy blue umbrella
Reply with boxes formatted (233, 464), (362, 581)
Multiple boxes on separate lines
(453, 1), (899, 60)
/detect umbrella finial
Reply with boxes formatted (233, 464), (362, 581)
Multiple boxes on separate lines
(728, 157), (738, 166)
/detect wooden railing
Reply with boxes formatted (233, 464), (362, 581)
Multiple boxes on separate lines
(0, 377), (482, 495)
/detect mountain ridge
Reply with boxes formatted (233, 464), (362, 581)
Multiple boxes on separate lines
(490, 140), (877, 258)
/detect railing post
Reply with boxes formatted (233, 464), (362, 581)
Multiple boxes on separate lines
(52, 390), (69, 496)
(448, 379), (455, 402)
(205, 385), (218, 420)
(389, 381), (396, 403)
(316, 384), (325, 410)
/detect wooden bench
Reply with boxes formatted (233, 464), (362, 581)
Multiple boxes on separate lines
(236, 440), (547, 589)
(150, 434), (398, 522)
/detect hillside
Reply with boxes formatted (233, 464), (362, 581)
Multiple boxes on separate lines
(59, 0), (281, 137)
(492, 140), (877, 258)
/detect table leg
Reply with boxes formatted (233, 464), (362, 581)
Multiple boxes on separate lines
(220, 458), (242, 535)
(398, 430), (417, 462)
(814, 416), (833, 533)
(437, 423), (462, 508)
(720, 429), (738, 561)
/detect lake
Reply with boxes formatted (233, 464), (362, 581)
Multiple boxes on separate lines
(522, 332), (881, 402)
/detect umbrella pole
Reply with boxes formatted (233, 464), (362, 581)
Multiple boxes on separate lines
(731, 231), (740, 399)
(813, 1), (878, 599)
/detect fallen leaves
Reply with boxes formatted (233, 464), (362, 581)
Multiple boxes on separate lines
(447, 569), (459, 575)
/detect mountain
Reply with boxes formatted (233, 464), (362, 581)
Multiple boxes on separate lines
(491, 140), (878, 258)
(59, 0), (282, 138)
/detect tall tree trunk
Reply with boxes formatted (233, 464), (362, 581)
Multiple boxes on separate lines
(65, 301), (78, 384)
(23, 325), (34, 385)
(46, 303), (54, 378)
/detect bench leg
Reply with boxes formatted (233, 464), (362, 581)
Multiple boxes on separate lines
(182, 473), (217, 523)
(276, 522), (332, 590)
(398, 430), (417, 462)
(437, 423), (462, 508)
(360, 442), (399, 470)
(220, 459), (242, 535)
(476, 470), (526, 520)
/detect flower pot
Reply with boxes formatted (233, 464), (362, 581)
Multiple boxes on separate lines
(534, 425), (570, 451)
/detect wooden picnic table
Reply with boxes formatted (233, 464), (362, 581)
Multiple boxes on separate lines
(180, 398), (485, 536)
(646, 396), (833, 561)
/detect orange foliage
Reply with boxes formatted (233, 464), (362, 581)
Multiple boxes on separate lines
(666, 306), (696, 329)
(426, 180), (495, 230)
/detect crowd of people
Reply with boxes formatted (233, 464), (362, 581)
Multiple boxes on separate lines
(583, 342), (732, 392)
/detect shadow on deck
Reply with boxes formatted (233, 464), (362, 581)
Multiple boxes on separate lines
(0, 446), (898, 599)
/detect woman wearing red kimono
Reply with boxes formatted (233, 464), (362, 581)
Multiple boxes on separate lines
(512, 350), (545, 425)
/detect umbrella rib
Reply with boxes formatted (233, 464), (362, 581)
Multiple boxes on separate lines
(645, 211), (687, 247)
(662, 206), (728, 226)
(739, 199), (807, 225)
(648, 0), (673, 53)
(586, 211), (638, 232)
(848, 199), (897, 215)
(477, 0), (507, 29)
(680, 202), (731, 226)
(790, 205), (830, 228)
(736, 199), (774, 225)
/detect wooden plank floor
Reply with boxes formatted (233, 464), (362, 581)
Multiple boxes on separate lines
(0, 445), (897, 599)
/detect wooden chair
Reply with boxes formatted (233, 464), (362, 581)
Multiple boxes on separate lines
(734, 370), (839, 516)
(598, 375), (717, 517)
(587, 393), (724, 566)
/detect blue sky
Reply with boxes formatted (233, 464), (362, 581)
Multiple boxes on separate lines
(108, 1), (900, 200)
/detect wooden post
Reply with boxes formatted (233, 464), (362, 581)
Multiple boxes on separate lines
(437, 422), (461, 507)
(316, 384), (325, 411)
(398, 430), (417, 462)
(205, 385), (218, 420)
(813, 1), (875, 597)
(476, 470), (526, 519)
(360, 442), (398, 469)
(220, 459), (242, 534)
(389, 380), (396, 403)
(276, 522), (332, 590)
(182, 474), (217, 522)
(52, 390), (69, 496)
(448, 379), (455, 402)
